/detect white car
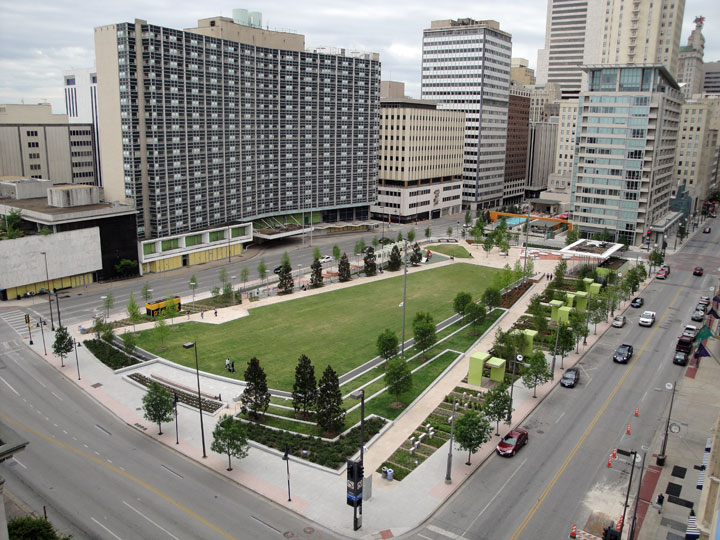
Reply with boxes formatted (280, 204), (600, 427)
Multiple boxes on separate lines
(318, 255), (333, 264)
(639, 311), (656, 327)
(682, 325), (698, 339)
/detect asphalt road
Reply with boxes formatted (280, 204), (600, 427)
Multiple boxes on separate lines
(0, 320), (339, 540)
(406, 221), (719, 540)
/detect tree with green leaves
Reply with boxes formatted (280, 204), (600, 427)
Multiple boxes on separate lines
(154, 313), (170, 346)
(396, 231), (403, 243)
(8, 515), (72, 540)
(388, 245), (402, 271)
(103, 292), (114, 320)
(385, 357), (412, 404)
(648, 248), (664, 272)
(492, 328), (526, 367)
(333, 244), (341, 269)
(52, 325), (73, 366)
(453, 291), (473, 320)
(164, 296), (178, 326)
(497, 237), (510, 255)
(565, 227), (579, 245)
(483, 382), (511, 435)
(410, 243), (422, 265)
(310, 258), (323, 288)
(677, 222), (687, 244)
(292, 354), (317, 418)
(211, 414), (249, 471)
(280, 250), (290, 267)
(521, 350), (551, 398)
(142, 282), (152, 304)
(472, 224), (484, 245)
(527, 294), (548, 333)
(189, 275), (198, 309)
(142, 381), (174, 434)
(122, 332), (137, 357)
(338, 253), (352, 282)
(377, 329), (399, 361)
(114, 258), (137, 277)
(552, 259), (567, 289)
(354, 239), (365, 266)
(568, 310), (588, 352)
(257, 260), (268, 286)
(313, 246), (322, 261)
(454, 410), (492, 464)
(555, 322), (575, 362)
(219, 267), (228, 287)
(425, 226), (431, 240)
(278, 261), (294, 294)
(482, 287), (502, 310)
(625, 268), (641, 294)
(588, 296), (607, 333)
(316, 365), (345, 434)
(464, 209), (472, 226)
(466, 302), (487, 333)
(635, 262), (647, 282)
(127, 292), (142, 331)
(240, 267), (249, 292)
(363, 249), (377, 276)
(447, 225), (454, 237)
(372, 235), (379, 249)
(407, 229), (416, 243)
(483, 235), (494, 258)
(222, 281), (233, 303)
(92, 315), (111, 341)
(412, 311), (437, 355)
(240, 357), (271, 420)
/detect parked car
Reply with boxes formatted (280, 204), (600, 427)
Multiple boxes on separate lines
(612, 315), (626, 328)
(696, 303), (707, 313)
(378, 237), (393, 245)
(638, 311), (656, 327)
(682, 325), (698, 339)
(692, 310), (705, 322)
(656, 270), (667, 280)
(361, 246), (375, 254)
(661, 265), (671, 274)
(694, 267), (704, 276)
(318, 255), (333, 264)
(699, 296), (711, 306)
(496, 428), (529, 457)
(273, 265), (283, 274)
(703, 227), (711, 233)
(673, 351), (689, 366)
(613, 344), (634, 363)
(630, 297), (644, 308)
(560, 368), (580, 388)
(676, 335), (694, 355)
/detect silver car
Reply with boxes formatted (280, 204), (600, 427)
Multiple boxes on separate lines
(691, 310), (705, 322)
(612, 315), (626, 328)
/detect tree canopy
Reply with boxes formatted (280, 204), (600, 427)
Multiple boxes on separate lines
(454, 410), (492, 465)
(211, 414), (249, 471)
(142, 381), (175, 434)
(316, 365), (345, 434)
(240, 357), (271, 420)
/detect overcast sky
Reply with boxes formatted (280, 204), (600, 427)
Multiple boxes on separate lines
(1, 0), (718, 114)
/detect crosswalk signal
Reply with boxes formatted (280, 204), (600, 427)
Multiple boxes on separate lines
(24, 314), (30, 324)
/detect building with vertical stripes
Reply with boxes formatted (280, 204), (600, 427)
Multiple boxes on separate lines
(63, 67), (102, 186)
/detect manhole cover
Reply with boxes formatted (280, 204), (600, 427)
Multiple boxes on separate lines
(283, 533), (294, 538)
(91, 382), (102, 388)
(303, 528), (314, 534)
(670, 423), (681, 434)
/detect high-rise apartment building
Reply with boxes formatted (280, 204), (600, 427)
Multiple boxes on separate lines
(95, 16), (380, 272)
(504, 84), (530, 205)
(571, 65), (682, 245)
(421, 18), (512, 210)
(371, 82), (464, 223)
(511, 58), (536, 86)
(63, 67), (102, 186)
(704, 62), (720, 95)
(600, 0), (686, 79)
(0, 103), (97, 184)
(536, 0), (603, 100)
(549, 99), (579, 192)
(678, 16), (705, 99)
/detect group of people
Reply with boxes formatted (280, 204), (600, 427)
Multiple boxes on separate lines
(545, 273), (554, 280)
(224, 358), (236, 373)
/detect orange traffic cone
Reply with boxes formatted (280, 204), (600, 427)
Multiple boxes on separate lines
(626, 424), (631, 435)
(607, 455), (613, 467)
(613, 447), (617, 458)
(570, 524), (577, 538)
(634, 407), (639, 417)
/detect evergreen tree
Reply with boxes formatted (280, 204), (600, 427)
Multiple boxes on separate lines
(412, 311), (437, 355)
(316, 365), (345, 434)
(425, 226), (431, 240)
(127, 292), (142, 331)
(338, 253), (352, 282)
(292, 354), (317, 418)
(142, 381), (174, 434)
(410, 243), (422, 265)
(363, 249), (377, 276)
(388, 245), (402, 271)
(396, 231), (403, 243)
(552, 260), (567, 289)
(376, 329), (399, 361)
(52, 325), (73, 366)
(385, 357), (412, 404)
(454, 410), (492, 464)
(211, 414), (249, 471)
(240, 357), (271, 420)
(278, 261), (294, 294)
(310, 257), (324, 288)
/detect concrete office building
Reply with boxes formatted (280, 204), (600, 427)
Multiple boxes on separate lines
(704, 62), (720, 95)
(571, 65), (682, 245)
(94, 15), (380, 272)
(549, 99), (579, 193)
(530, 83), (562, 123)
(600, 0), (686, 80)
(678, 16), (706, 99)
(526, 117), (559, 197)
(0, 103), (97, 185)
(371, 82), (464, 223)
(673, 96), (720, 212)
(504, 84), (531, 205)
(421, 18), (512, 210)
(536, 0), (603, 100)
(511, 58), (536, 86)
(63, 67), (102, 186)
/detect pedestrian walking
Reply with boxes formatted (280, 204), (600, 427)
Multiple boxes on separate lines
(231, 361), (235, 373)
(201, 311), (204, 319)
(214, 308), (218, 317)
(225, 358), (230, 371)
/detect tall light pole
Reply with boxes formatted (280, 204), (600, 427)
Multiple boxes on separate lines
(521, 206), (531, 282)
(445, 397), (457, 484)
(350, 389), (365, 529)
(401, 241), (408, 356)
(73, 338), (81, 380)
(173, 392), (179, 445)
(39, 318), (47, 356)
(182, 342), (207, 458)
(282, 445), (292, 502)
(507, 354), (522, 424)
(41, 251), (55, 330)
(656, 381), (677, 466)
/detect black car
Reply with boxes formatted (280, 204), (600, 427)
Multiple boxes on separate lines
(273, 265), (283, 274)
(613, 344), (634, 363)
(694, 267), (704, 276)
(560, 368), (580, 388)
(361, 246), (375, 254)
(630, 297), (644, 308)
(673, 351), (689, 366)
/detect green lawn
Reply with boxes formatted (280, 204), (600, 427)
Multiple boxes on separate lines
(427, 244), (472, 258)
(134, 263), (503, 391)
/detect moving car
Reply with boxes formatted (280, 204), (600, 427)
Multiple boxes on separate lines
(631, 297), (644, 308)
(704, 227), (712, 233)
(694, 267), (704, 276)
(682, 325), (698, 339)
(318, 255), (333, 264)
(496, 428), (529, 457)
(656, 269), (667, 279)
(379, 237), (393, 245)
(673, 351), (689, 366)
(613, 344), (634, 363)
(361, 246), (374, 254)
(612, 315), (626, 328)
(692, 310), (705, 322)
(638, 311), (656, 327)
(661, 265), (671, 274)
(560, 368), (580, 388)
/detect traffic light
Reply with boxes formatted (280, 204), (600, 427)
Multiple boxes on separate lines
(24, 314), (30, 324)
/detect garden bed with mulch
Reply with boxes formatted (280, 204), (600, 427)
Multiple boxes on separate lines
(127, 372), (224, 414)
(500, 280), (533, 308)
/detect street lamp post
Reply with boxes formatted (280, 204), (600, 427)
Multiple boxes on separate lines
(27, 318), (33, 345)
(521, 206), (531, 282)
(55, 291), (62, 328)
(39, 318), (47, 355)
(551, 323), (561, 380)
(182, 342), (207, 458)
(101, 295), (108, 321)
(350, 389), (366, 530)
(73, 338), (81, 380)
(656, 381), (677, 466)
(506, 354), (522, 424)
(282, 445), (291, 502)
(41, 252), (55, 330)
(401, 241), (408, 356)
(173, 392), (179, 445)
(445, 397), (457, 484)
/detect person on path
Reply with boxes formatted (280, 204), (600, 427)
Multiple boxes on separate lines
(214, 309), (218, 317)
(201, 311), (204, 319)
(225, 358), (230, 371)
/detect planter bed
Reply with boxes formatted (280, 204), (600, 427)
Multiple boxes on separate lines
(127, 372), (223, 414)
(84, 339), (139, 370)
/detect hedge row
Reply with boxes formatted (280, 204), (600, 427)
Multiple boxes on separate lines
(84, 338), (139, 370)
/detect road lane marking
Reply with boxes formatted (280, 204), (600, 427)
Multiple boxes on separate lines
(509, 280), (686, 540)
(0, 375), (19, 395)
(428, 524), (464, 538)
(51, 391), (63, 401)
(250, 515), (282, 534)
(641, 390), (648, 402)
(123, 500), (181, 540)
(0, 412), (237, 540)
(10, 355), (47, 388)
(91, 517), (123, 540)
(13, 458), (27, 469)
(555, 412), (566, 424)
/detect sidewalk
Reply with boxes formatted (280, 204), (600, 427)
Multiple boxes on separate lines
(18, 242), (636, 538)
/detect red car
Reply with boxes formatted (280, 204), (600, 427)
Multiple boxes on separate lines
(496, 427), (529, 457)
(656, 270), (667, 279)
(694, 267), (704, 276)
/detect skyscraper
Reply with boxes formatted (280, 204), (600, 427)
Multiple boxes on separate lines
(504, 84), (530, 205)
(421, 18), (512, 210)
(677, 16), (705, 99)
(63, 67), (102, 185)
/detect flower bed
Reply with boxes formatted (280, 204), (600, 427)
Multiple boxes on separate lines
(84, 339), (139, 370)
(500, 280), (533, 308)
(127, 372), (224, 414)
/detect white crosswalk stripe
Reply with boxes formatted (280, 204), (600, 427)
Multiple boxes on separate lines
(0, 310), (34, 339)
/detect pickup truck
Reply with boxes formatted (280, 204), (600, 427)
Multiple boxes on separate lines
(676, 335), (694, 354)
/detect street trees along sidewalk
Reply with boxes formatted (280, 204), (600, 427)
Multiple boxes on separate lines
(142, 381), (174, 435)
(211, 414), (249, 471)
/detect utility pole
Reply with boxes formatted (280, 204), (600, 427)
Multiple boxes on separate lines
(445, 397), (457, 484)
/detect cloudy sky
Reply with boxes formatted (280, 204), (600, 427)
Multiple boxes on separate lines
(1, 0), (718, 114)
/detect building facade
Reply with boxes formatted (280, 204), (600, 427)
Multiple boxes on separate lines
(94, 16), (380, 270)
(0, 104), (98, 185)
(511, 58), (536, 86)
(421, 18), (512, 210)
(371, 84), (464, 223)
(704, 62), (720, 95)
(63, 67), (102, 186)
(549, 99), (579, 192)
(571, 65), (682, 245)
(678, 16), (706, 99)
(526, 117), (559, 196)
(530, 83), (562, 123)
(504, 84), (531, 205)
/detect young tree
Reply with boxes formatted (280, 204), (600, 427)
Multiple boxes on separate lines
(222, 281), (233, 303)
(447, 226), (454, 237)
(492, 328), (525, 366)
(372, 235), (379, 249)
(313, 246), (322, 261)
(556, 323), (575, 362)
(466, 302), (487, 333)
(354, 240), (365, 266)
(482, 287), (502, 310)
(142, 282), (152, 304)
(281, 250), (291, 267)
(164, 296), (178, 326)
(527, 294), (548, 333)
(332, 244), (341, 262)
(396, 231), (403, 243)
(188, 275), (198, 309)
(483, 235), (494, 258)
(211, 414), (249, 471)
(454, 410), (492, 465)
(310, 258), (324, 288)
(52, 325), (73, 366)
(219, 267), (228, 288)
(425, 226), (431, 240)
(277, 261), (294, 294)
(484, 383), (512, 435)
(103, 292), (114, 320)
(385, 356), (412, 404)
(568, 310), (588, 352)
(497, 237), (510, 255)
(410, 243), (422, 266)
(412, 311), (437, 355)
(388, 245), (402, 271)
(552, 259), (567, 289)
(635, 262), (648, 282)
(377, 328), (399, 361)
(407, 228), (416, 243)
(464, 209), (473, 226)
(240, 357), (271, 420)
(588, 296), (607, 333)
(565, 227), (579, 245)
(521, 350), (552, 398)
(240, 267), (249, 293)
(127, 292), (142, 332)
(257, 260), (268, 286)
(453, 291), (474, 321)
(338, 253), (352, 282)
(154, 314), (170, 346)
(363, 249), (377, 276)
(316, 365), (345, 434)
(292, 354), (317, 418)
(142, 381), (174, 434)
(648, 248), (664, 272)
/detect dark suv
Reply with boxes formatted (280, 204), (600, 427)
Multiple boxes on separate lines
(613, 344), (634, 363)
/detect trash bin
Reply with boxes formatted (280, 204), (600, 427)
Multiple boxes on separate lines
(381, 466), (387, 479)
(386, 468), (394, 481)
